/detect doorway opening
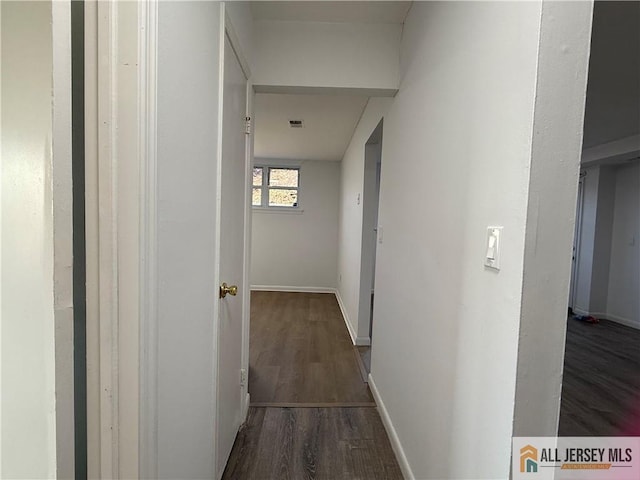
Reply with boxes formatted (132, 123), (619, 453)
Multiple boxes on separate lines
(246, 91), (372, 403)
(356, 119), (384, 376)
(568, 174), (585, 314)
(559, 0), (640, 436)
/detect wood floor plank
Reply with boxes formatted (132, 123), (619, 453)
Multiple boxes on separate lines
(223, 407), (266, 480)
(225, 292), (400, 479)
(249, 291), (373, 404)
(222, 407), (403, 480)
(559, 317), (640, 435)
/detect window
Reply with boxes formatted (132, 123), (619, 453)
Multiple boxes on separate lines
(252, 166), (299, 208)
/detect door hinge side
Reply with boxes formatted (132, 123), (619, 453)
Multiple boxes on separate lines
(245, 116), (251, 135)
(240, 368), (247, 386)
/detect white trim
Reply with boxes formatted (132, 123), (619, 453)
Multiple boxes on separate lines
(569, 177), (584, 311)
(138, 0), (158, 478)
(368, 374), (415, 480)
(572, 308), (640, 330)
(252, 207), (304, 215)
(52, 1), (75, 477)
(603, 314), (640, 330)
(239, 43), (254, 443)
(241, 393), (251, 423)
(0, 4), (2, 471)
(355, 336), (371, 347)
(251, 285), (336, 294)
(216, 8), (253, 477)
(96, 2), (120, 475)
(89, 3), (143, 476)
(84, 1), (100, 475)
(335, 290), (357, 345)
(213, 5), (226, 477)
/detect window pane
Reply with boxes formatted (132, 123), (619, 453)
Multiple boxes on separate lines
(252, 187), (262, 206)
(252, 167), (263, 186)
(268, 188), (298, 207)
(269, 168), (298, 188)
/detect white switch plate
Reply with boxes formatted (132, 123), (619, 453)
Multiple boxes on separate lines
(485, 226), (503, 270)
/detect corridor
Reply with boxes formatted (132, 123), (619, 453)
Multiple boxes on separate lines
(222, 292), (402, 479)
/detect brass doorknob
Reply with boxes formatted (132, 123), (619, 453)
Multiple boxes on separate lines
(219, 283), (238, 298)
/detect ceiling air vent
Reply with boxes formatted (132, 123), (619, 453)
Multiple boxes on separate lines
(289, 119), (304, 128)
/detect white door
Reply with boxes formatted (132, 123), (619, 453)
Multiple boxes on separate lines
(216, 33), (248, 477)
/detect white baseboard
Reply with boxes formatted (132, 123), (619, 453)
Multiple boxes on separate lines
(368, 374), (414, 480)
(355, 336), (371, 346)
(250, 285), (335, 294)
(334, 290), (357, 345)
(602, 313), (640, 330)
(571, 308), (639, 330)
(242, 392), (250, 422)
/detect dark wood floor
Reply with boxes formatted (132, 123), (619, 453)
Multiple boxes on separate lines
(249, 291), (373, 405)
(222, 407), (403, 480)
(559, 317), (640, 435)
(222, 292), (402, 479)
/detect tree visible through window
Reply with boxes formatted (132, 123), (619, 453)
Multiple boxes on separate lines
(253, 166), (299, 208)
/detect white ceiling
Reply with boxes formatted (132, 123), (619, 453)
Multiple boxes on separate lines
(254, 93), (369, 161)
(250, 1), (412, 24)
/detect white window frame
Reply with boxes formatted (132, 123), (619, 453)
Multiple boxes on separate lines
(252, 165), (301, 210)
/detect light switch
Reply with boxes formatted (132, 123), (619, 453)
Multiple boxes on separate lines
(485, 226), (502, 270)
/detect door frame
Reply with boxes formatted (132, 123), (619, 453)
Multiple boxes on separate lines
(569, 174), (586, 310)
(86, 1), (145, 477)
(225, 12), (255, 426)
(214, 9), (254, 476)
(87, 2), (253, 478)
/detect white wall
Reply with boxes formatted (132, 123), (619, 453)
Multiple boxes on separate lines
(1, 1), (57, 477)
(156, 2), (222, 478)
(338, 2), (591, 478)
(607, 163), (640, 327)
(251, 159), (340, 291)
(371, 4), (541, 475)
(512, 0), (592, 441)
(252, 20), (401, 94)
(590, 167), (616, 313)
(571, 163), (640, 328)
(337, 98), (392, 344)
(574, 168), (601, 312)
